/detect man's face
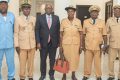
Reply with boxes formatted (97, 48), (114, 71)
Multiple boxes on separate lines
(0, 1), (8, 14)
(114, 8), (120, 18)
(67, 9), (75, 18)
(45, 4), (53, 15)
(90, 10), (99, 19)
(22, 7), (31, 16)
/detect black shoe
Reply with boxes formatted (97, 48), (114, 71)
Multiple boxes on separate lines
(39, 76), (45, 80)
(29, 78), (33, 80)
(118, 79), (120, 80)
(82, 76), (88, 80)
(12, 78), (15, 80)
(50, 76), (55, 80)
(8, 78), (15, 80)
(97, 77), (102, 80)
(107, 77), (114, 80)
(20, 79), (24, 80)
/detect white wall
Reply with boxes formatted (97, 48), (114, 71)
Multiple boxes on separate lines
(113, 0), (120, 5)
(54, 0), (71, 20)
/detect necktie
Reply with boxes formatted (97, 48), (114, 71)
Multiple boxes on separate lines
(117, 18), (119, 23)
(48, 16), (51, 43)
(93, 19), (95, 24)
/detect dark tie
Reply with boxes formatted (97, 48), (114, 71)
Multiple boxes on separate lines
(117, 18), (119, 23)
(93, 19), (95, 24)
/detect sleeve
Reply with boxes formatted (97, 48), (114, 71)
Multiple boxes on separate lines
(102, 21), (107, 35)
(14, 17), (19, 47)
(106, 19), (110, 34)
(78, 20), (83, 31)
(83, 20), (87, 34)
(35, 15), (41, 43)
(60, 19), (64, 32)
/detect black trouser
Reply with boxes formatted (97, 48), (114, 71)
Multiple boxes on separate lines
(40, 41), (57, 77)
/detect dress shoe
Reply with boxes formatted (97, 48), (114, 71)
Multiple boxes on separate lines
(50, 76), (55, 80)
(97, 77), (102, 80)
(107, 77), (114, 80)
(62, 76), (66, 80)
(39, 76), (45, 80)
(8, 78), (15, 80)
(82, 76), (88, 80)
(29, 78), (33, 80)
(118, 79), (120, 80)
(72, 76), (77, 80)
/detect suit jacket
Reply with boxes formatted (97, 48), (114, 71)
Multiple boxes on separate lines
(35, 13), (60, 48)
(14, 15), (36, 49)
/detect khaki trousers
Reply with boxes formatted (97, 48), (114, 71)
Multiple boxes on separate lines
(84, 50), (102, 77)
(108, 48), (120, 78)
(19, 48), (35, 79)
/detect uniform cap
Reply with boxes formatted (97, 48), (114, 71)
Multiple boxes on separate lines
(89, 5), (100, 12)
(65, 5), (76, 11)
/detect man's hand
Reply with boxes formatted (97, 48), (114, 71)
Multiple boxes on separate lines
(16, 47), (20, 55)
(79, 47), (83, 54)
(36, 43), (41, 49)
(102, 44), (109, 54)
(59, 47), (65, 60)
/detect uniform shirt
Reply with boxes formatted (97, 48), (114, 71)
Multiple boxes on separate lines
(106, 17), (120, 48)
(0, 12), (15, 49)
(14, 15), (36, 49)
(83, 18), (107, 50)
(60, 18), (82, 44)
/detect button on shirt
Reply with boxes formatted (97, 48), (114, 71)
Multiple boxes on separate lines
(0, 12), (15, 49)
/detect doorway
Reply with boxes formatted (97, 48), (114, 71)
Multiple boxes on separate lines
(76, 5), (91, 26)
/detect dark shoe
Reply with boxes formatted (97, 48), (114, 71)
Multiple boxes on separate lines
(20, 79), (25, 80)
(50, 76), (55, 80)
(39, 76), (45, 80)
(62, 74), (66, 80)
(116, 57), (119, 60)
(82, 76), (88, 80)
(107, 77), (114, 80)
(72, 76), (77, 80)
(12, 78), (15, 80)
(118, 79), (120, 80)
(62, 76), (66, 80)
(8, 78), (15, 80)
(97, 77), (102, 80)
(29, 78), (33, 80)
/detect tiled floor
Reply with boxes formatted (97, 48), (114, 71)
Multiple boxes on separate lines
(1, 49), (120, 80)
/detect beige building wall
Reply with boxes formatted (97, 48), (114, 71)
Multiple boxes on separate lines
(8, 0), (118, 20)
(8, 0), (19, 17)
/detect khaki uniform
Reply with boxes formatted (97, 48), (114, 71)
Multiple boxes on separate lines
(14, 15), (36, 79)
(83, 18), (107, 77)
(60, 18), (82, 71)
(106, 17), (120, 78)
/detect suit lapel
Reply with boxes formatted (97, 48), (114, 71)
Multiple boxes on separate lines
(43, 14), (49, 29)
(50, 15), (54, 29)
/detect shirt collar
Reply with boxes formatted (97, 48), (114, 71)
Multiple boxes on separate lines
(23, 15), (30, 20)
(46, 14), (52, 18)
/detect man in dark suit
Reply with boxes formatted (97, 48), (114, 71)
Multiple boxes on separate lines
(35, 3), (60, 80)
